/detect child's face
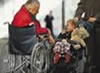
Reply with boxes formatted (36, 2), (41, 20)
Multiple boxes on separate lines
(66, 21), (75, 32)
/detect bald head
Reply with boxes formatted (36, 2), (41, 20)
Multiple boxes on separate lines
(25, 0), (40, 15)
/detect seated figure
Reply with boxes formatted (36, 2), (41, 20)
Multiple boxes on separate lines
(12, 0), (54, 44)
(53, 19), (89, 64)
(9, 0), (54, 55)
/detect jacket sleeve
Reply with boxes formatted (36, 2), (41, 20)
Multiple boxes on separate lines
(95, 12), (100, 22)
(34, 21), (48, 35)
(74, 0), (85, 18)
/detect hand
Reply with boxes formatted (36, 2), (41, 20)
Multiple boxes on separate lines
(48, 35), (55, 44)
(47, 29), (55, 44)
(88, 17), (96, 22)
(47, 29), (51, 36)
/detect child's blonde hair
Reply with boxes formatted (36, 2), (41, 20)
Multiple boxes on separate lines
(62, 19), (76, 33)
(66, 19), (77, 28)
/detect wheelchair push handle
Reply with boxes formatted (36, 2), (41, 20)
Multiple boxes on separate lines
(4, 21), (10, 25)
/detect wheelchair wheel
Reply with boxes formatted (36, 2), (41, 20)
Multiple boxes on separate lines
(7, 52), (29, 73)
(0, 43), (15, 73)
(7, 54), (27, 73)
(30, 43), (49, 73)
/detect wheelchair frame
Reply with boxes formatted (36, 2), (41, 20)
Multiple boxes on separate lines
(2, 23), (51, 73)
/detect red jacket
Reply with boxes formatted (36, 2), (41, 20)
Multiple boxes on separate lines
(12, 5), (48, 36)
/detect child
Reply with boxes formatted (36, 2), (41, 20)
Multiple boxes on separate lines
(53, 19), (89, 64)
(53, 19), (76, 64)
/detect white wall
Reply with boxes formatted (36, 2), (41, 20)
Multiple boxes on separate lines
(0, 0), (27, 38)
(39, 0), (62, 36)
(65, 0), (80, 22)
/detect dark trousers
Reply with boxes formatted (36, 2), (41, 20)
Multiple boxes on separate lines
(94, 23), (100, 70)
(84, 22), (100, 73)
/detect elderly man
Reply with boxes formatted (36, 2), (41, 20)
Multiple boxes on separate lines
(11, 0), (54, 73)
(75, 0), (100, 72)
(12, 0), (54, 43)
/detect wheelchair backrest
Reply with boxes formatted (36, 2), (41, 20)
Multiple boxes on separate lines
(9, 24), (37, 55)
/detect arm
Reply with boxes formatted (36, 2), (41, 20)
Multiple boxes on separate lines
(51, 16), (54, 20)
(44, 15), (48, 22)
(75, 0), (85, 19)
(95, 12), (100, 22)
(34, 20), (48, 35)
(87, 13), (100, 23)
(34, 20), (55, 43)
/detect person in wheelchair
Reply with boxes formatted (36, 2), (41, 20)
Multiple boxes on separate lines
(12, 0), (54, 44)
(8, 1), (54, 73)
(52, 19), (89, 73)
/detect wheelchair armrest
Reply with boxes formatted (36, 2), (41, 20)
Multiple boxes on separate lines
(67, 40), (80, 45)
(38, 34), (48, 39)
(4, 21), (10, 25)
(38, 34), (49, 42)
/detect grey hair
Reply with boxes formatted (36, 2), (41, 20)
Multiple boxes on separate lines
(25, 0), (40, 5)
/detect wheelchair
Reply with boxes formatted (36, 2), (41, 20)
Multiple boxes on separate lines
(4, 23), (51, 73)
(50, 39), (86, 73)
